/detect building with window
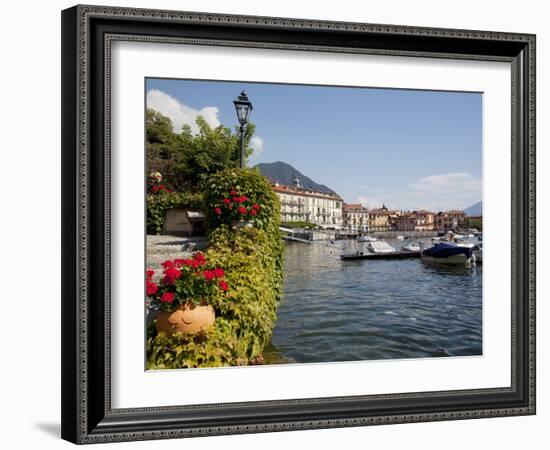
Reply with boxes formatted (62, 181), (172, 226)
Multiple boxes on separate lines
(342, 203), (369, 233)
(435, 210), (466, 231)
(394, 210), (435, 232)
(412, 210), (435, 231)
(271, 177), (343, 229)
(368, 204), (393, 232)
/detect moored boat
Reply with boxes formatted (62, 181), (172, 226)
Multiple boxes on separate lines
(357, 235), (377, 242)
(421, 242), (475, 266)
(402, 241), (422, 253)
(367, 241), (396, 253)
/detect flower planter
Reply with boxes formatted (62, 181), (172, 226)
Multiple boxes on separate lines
(231, 220), (254, 229)
(156, 303), (215, 335)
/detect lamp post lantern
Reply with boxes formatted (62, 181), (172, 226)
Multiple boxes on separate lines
(233, 90), (253, 168)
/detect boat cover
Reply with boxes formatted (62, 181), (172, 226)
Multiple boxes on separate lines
(422, 242), (473, 258)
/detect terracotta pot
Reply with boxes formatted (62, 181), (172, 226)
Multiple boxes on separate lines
(231, 219), (254, 229)
(156, 303), (215, 335)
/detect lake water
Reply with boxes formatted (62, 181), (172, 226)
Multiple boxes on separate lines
(269, 238), (482, 364)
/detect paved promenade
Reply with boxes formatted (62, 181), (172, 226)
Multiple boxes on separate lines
(146, 235), (206, 276)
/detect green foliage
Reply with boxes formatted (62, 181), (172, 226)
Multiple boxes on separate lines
(147, 169), (284, 369)
(202, 168), (281, 233)
(146, 109), (258, 192)
(146, 191), (203, 235)
(466, 218), (483, 232)
(281, 221), (316, 229)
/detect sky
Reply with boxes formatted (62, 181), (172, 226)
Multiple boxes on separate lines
(146, 78), (482, 211)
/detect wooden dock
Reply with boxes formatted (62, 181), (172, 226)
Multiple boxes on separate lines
(340, 251), (421, 261)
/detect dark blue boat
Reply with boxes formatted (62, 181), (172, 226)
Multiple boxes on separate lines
(421, 242), (474, 265)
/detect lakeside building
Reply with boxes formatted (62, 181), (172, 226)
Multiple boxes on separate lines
(435, 210), (466, 232)
(394, 213), (416, 232)
(411, 210), (435, 231)
(368, 204), (393, 232)
(342, 203), (369, 233)
(271, 177), (343, 229)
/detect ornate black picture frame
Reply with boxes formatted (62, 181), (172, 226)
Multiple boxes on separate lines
(61, 4), (536, 444)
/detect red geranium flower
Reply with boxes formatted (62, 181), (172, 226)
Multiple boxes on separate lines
(213, 268), (224, 278)
(193, 252), (206, 265)
(252, 203), (260, 210)
(163, 268), (181, 285)
(161, 260), (175, 269)
(214, 207), (222, 215)
(160, 292), (175, 303)
(165, 268), (181, 278)
(232, 196), (241, 203)
(219, 280), (229, 291)
(238, 206), (247, 214)
(146, 269), (155, 278)
(222, 198), (230, 204)
(146, 280), (158, 296)
(203, 270), (216, 281)
(151, 185), (159, 193)
(240, 195), (248, 202)
(230, 190), (237, 196)
(250, 209), (257, 216)
(173, 259), (185, 268)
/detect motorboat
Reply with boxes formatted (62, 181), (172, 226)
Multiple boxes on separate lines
(357, 235), (377, 242)
(402, 242), (421, 253)
(396, 235), (406, 241)
(421, 242), (475, 266)
(367, 241), (396, 254)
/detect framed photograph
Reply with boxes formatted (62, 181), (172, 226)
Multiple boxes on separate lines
(61, 5), (536, 444)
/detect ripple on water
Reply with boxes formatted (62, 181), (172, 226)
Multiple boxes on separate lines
(271, 239), (482, 364)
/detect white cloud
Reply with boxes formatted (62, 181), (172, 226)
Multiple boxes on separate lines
(356, 173), (481, 212)
(357, 196), (384, 209)
(248, 136), (264, 159)
(411, 173), (481, 193)
(146, 89), (221, 134)
(147, 88), (266, 162)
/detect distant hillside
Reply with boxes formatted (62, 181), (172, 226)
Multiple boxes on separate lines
(464, 201), (482, 216)
(254, 161), (337, 195)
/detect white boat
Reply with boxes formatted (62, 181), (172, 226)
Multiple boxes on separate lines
(357, 235), (377, 242)
(367, 241), (396, 253)
(402, 242), (421, 252)
(396, 235), (406, 241)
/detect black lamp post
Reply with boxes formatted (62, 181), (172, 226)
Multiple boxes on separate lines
(233, 90), (253, 168)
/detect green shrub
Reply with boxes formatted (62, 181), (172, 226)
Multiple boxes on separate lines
(146, 191), (203, 235)
(146, 169), (284, 369)
(202, 168), (280, 232)
(281, 221), (316, 229)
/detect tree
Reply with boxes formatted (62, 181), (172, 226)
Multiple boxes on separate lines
(146, 109), (258, 192)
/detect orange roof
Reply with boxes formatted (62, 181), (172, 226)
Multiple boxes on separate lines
(343, 203), (368, 212)
(368, 209), (392, 215)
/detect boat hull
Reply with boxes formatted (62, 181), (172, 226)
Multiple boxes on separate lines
(421, 254), (469, 265)
(421, 242), (474, 266)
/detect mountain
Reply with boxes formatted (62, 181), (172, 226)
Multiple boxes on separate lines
(254, 161), (337, 195)
(464, 201), (482, 216)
